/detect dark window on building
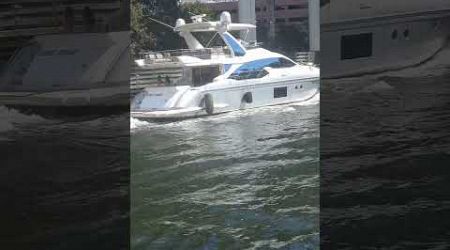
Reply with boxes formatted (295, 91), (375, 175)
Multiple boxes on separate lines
(321, 0), (331, 6)
(340, 33), (373, 60)
(192, 66), (221, 86)
(276, 18), (286, 23)
(288, 5), (306, 9)
(274, 87), (288, 98)
(289, 17), (305, 22)
(263, 6), (267, 11)
(256, 7), (261, 12)
(275, 6), (284, 10)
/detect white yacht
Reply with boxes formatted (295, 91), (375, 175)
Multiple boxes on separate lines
(0, 32), (130, 110)
(131, 12), (320, 119)
(321, 0), (450, 79)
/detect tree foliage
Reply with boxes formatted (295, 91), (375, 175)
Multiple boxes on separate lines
(180, 2), (215, 47)
(180, 2), (214, 21)
(131, 0), (182, 56)
(131, 0), (215, 56)
(131, 0), (155, 56)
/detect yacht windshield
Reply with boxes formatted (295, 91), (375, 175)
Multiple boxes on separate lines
(7, 42), (41, 84)
(222, 32), (246, 56)
(191, 31), (225, 48)
(229, 57), (295, 80)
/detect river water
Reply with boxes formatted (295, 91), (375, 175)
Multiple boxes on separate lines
(0, 109), (129, 249)
(321, 44), (450, 249)
(2, 42), (448, 249)
(131, 95), (320, 249)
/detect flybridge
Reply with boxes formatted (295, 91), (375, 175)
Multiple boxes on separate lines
(173, 11), (256, 57)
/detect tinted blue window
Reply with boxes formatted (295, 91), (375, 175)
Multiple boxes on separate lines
(229, 57), (295, 80)
(223, 33), (246, 56)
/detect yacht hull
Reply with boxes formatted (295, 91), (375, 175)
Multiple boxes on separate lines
(321, 11), (450, 78)
(0, 86), (129, 118)
(131, 77), (319, 120)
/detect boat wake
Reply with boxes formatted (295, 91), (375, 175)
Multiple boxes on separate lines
(291, 91), (320, 106)
(0, 105), (46, 134)
(130, 117), (151, 130)
(324, 43), (450, 95)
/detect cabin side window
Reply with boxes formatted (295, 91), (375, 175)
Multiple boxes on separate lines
(271, 58), (296, 68)
(274, 87), (288, 98)
(229, 57), (295, 80)
(340, 33), (373, 60)
(192, 66), (221, 87)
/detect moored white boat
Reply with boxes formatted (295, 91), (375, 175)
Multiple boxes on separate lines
(0, 32), (130, 111)
(321, 0), (450, 79)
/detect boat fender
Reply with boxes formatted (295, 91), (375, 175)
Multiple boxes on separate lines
(204, 94), (214, 115)
(242, 92), (253, 103)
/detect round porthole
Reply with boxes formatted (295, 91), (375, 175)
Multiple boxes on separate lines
(391, 29), (398, 39)
(403, 29), (410, 38)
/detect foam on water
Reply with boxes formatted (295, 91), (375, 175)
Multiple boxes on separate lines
(130, 117), (151, 131)
(323, 44), (450, 97)
(291, 92), (320, 106)
(385, 44), (450, 78)
(0, 105), (46, 133)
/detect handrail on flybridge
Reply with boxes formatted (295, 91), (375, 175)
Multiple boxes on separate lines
(174, 11), (256, 33)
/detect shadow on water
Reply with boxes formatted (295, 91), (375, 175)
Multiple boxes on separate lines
(321, 44), (450, 249)
(0, 108), (130, 250)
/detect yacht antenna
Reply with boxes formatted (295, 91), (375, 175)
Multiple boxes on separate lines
(142, 15), (175, 30)
(243, 29), (249, 41)
(187, 11), (211, 22)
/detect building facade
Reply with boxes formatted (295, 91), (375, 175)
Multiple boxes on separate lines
(204, 0), (309, 25)
(203, 0), (309, 49)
